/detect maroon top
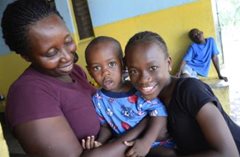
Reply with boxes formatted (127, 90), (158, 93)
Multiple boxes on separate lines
(6, 64), (100, 140)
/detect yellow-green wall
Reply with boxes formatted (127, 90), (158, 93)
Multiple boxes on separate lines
(0, 53), (29, 111)
(76, 0), (218, 80)
(0, 0), (217, 111)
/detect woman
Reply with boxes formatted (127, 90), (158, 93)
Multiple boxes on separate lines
(1, 0), (145, 156)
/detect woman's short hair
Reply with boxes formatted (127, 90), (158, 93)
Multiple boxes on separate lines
(1, 0), (62, 55)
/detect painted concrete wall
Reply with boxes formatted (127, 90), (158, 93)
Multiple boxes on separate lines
(85, 0), (217, 77)
(0, 0), (217, 111)
(88, 0), (196, 27)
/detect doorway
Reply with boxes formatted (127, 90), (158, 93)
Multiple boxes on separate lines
(215, 0), (240, 125)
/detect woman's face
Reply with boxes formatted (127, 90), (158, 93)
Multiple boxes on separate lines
(126, 42), (172, 100)
(25, 14), (76, 77)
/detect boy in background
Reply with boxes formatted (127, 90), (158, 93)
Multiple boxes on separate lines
(176, 28), (228, 82)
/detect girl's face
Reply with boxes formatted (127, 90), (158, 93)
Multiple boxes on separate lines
(25, 14), (76, 78)
(86, 42), (123, 92)
(126, 42), (172, 100)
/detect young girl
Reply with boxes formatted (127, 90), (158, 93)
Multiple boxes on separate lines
(124, 31), (240, 156)
(84, 36), (174, 156)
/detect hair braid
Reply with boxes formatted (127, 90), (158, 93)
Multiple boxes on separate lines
(1, 0), (62, 55)
(125, 31), (169, 58)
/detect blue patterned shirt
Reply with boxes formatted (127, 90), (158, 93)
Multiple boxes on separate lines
(92, 88), (167, 135)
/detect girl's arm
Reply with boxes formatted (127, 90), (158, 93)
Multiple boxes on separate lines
(155, 102), (239, 157)
(142, 116), (168, 143)
(191, 102), (238, 157)
(125, 116), (168, 156)
(173, 102), (238, 157)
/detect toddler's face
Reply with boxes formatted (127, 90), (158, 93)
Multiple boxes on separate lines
(126, 42), (171, 100)
(87, 42), (123, 92)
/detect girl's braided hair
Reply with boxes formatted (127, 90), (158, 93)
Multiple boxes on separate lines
(125, 31), (169, 58)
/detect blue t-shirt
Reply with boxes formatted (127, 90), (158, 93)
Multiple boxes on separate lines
(92, 88), (167, 135)
(183, 37), (219, 76)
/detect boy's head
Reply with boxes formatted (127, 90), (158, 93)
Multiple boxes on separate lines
(125, 31), (172, 100)
(85, 36), (124, 92)
(188, 28), (205, 44)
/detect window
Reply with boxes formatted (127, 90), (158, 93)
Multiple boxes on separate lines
(46, 0), (56, 10)
(72, 0), (94, 39)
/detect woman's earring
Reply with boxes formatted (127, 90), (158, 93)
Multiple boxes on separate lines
(74, 52), (79, 63)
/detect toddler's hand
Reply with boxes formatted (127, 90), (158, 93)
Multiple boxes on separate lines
(81, 136), (102, 150)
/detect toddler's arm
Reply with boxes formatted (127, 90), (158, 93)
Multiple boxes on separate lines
(81, 123), (112, 150)
(97, 123), (113, 144)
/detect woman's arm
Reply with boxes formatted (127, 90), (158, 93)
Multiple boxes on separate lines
(14, 116), (83, 157)
(14, 116), (149, 157)
(178, 102), (238, 157)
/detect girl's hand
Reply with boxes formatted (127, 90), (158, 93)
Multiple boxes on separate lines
(124, 140), (151, 157)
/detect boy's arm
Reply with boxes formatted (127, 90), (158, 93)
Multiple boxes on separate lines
(212, 55), (228, 82)
(176, 60), (186, 77)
